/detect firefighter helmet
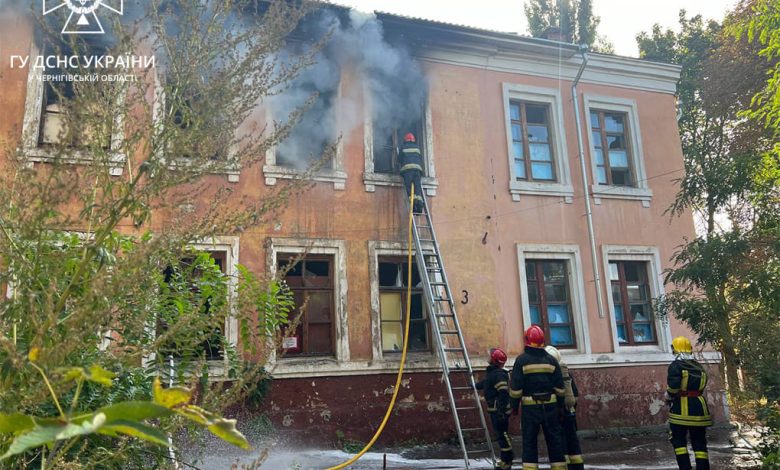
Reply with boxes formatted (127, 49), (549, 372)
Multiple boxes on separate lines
(545, 345), (562, 363)
(524, 325), (545, 348)
(489, 347), (507, 367)
(672, 336), (693, 354)
(404, 132), (416, 143)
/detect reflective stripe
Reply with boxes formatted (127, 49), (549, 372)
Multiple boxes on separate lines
(553, 387), (565, 396)
(681, 396), (688, 418)
(521, 395), (557, 405)
(550, 463), (567, 469)
(669, 415), (713, 426)
(400, 163), (423, 173)
(567, 454), (584, 464)
(487, 407), (496, 412)
(495, 380), (508, 389)
(509, 388), (523, 398)
(699, 371), (707, 391)
(675, 447), (688, 455)
(682, 370), (689, 392)
(694, 451), (709, 459)
(667, 387), (680, 393)
(496, 385), (508, 391)
(522, 364), (555, 374)
(500, 446), (513, 452)
(522, 464), (539, 470)
(401, 148), (421, 155)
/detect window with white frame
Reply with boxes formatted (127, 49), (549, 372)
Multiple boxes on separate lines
(502, 84), (573, 202)
(583, 95), (652, 205)
(263, 86), (346, 190)
(21, 34), (126, 175)
(602, 245), (671, 352)
(268, 238), (349, 365)
(517, 244), (591, 355)
(363, 89), (438, 194)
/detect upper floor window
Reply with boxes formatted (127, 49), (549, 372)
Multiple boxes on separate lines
(372, 107), (426, 175)
(378, 257), (430, 352)
(591, 110), (633, 187)
(275, 88), (336, 170)
(510, 101), (555, 182)
(609, 260), (656, 345)
(525, 259), (575, 348)
(278, 256), (335, 357)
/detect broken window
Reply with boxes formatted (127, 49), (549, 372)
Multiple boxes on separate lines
(591, 110), (634, 186)
(378, 257), (429, 353)
(276, 88), (336, 170)
(278, 256), (335, 356)
(609, 261), (656, 345)
(157, 251), (229, 361)
(38, 36), (112, 149)
(372, 106), (426, 175)
(525, 260), (575, 348)
(509, 101), (555, 182)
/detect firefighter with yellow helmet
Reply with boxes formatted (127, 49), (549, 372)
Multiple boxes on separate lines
(666, 336), (712, 470)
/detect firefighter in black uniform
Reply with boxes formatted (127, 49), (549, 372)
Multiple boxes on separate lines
(398, 132), (425, 213)
(509, 325), (567, 470)
(546, 345), (584, 470)
(476, 347), (514, 470)
(667, 336), (712, 470)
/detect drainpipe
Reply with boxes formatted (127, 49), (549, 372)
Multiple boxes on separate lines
(571, 45), (606, 319)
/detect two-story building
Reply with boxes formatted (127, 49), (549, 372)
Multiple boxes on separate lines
(0, 5), (725, 445)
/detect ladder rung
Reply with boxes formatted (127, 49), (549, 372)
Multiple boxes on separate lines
(461, 428), (484, 433)
(466, 449), (492, 455)
(451, 386), (473, 391)
(439, 330), (459, 334)
(443, 347), (464, 353)
(455, 406), (478, 411)
(434, 296), (449, 302)
(430, 281), (446, 286)
(426, 267), (442, 272)
(435, 313), (454, 317)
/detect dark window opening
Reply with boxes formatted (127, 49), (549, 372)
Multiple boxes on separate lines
(378, 257), (429, 353)
(276, 88), (336, 170)
(278, 255), (335, 356)
(373, 107), (426, 175)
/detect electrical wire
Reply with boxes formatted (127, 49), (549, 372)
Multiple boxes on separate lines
(323, 186), (417, 470)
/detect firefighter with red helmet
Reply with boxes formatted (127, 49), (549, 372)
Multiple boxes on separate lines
(667, 336), (712, 470)
(509, 325), (567, 470)
(476, 347), (514, 470)
(399, 132), (425, 213)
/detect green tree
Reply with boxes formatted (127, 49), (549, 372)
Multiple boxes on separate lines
(524, 0), (612, 51)
(0, 0), (323, 467)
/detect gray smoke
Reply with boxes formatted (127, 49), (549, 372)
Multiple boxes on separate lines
(269, 7), (428, 170)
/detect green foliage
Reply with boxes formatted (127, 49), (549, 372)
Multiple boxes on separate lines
(335, 429), (365, 454)
(524, 0), (612, 51)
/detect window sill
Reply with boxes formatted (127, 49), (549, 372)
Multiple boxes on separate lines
(264, 164), (347, 190)
(363, 172), (438, 196)
(548, 350), (722, 368)
(591, 184), (653, 207)
(510, 181), (574, 202)
(165, 158), (240, 182)
(23, 146), (125, 176)
(270, 356), (443, 378)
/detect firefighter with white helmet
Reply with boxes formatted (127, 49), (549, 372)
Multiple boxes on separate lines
(545, 345), (584, 470)
(667, 336), (712, 470)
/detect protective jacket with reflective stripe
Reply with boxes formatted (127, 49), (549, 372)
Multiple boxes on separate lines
(476, 364), (511, 415)
(509, 346), (565, 412)
(667, 358), (712, 427)
(399, 141), (424, 173)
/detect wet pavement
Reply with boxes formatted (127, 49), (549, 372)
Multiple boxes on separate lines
(185, 424), (763, 469)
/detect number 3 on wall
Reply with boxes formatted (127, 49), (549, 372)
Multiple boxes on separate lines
(461, 290), (469, 305)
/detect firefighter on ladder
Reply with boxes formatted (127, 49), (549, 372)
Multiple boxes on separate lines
(666, 336), (712, 470)
(509, 325), (568, 470)
(398, 132), (425, 213)
(545, 345), (584, 470)
(476, 347), (514, 470)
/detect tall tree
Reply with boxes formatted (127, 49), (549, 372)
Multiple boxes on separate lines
(524, 0), (612, 51)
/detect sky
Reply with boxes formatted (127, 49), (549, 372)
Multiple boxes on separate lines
(331, 0), (738, 57)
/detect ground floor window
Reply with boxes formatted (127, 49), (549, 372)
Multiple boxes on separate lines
(609, 260), (656, 345)
(525, 259), (576, 348)
(378, 257), (430, 352)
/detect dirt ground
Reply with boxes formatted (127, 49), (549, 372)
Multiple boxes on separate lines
(185, 423), (763, 469)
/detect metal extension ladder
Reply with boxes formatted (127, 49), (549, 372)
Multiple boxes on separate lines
(407, 193), (496, 469)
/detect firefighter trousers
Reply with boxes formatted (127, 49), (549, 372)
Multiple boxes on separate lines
(401, 170), (424, 212)
(520, 403), (567, 470)
(561, 411), (584, 470)
(489, 413), (514, 469)
(670, 423), (709, 470)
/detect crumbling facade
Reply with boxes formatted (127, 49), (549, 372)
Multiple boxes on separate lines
(0, 7), (725, 446)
